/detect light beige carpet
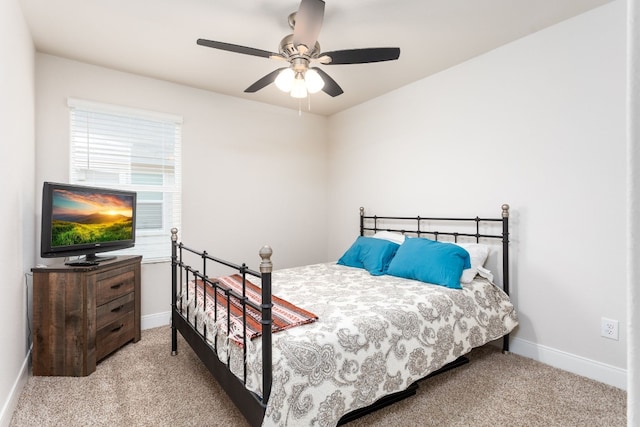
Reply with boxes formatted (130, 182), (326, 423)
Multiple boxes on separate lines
(10, 326), (627, 426)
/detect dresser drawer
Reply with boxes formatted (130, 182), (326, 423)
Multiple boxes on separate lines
(31, 255), (141, 376)
(96, 292), (135, 330)
(96, 311), (135, 361)
(96, 266), (135, 305)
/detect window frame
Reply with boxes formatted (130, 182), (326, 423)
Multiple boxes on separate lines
(67, 98), (182, 263)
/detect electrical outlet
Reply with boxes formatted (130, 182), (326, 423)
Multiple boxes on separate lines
(601, 318), (619, 340)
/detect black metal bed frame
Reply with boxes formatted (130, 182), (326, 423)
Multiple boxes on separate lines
(170, 204), (511, 427)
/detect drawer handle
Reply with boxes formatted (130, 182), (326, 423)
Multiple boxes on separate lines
(111, 283), (123, 290)
(111, 305), (125, 313)
(111, 324), (124, 333)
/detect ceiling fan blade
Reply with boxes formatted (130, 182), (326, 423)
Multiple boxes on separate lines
(244, 68), (287, 93)
(197, 39), (279, 59)
(292, 0), (325, 51)
(312, 67), (343, 97)
(320, 47), (401, 65)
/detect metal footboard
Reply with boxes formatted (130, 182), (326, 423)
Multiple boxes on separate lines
(170, 228), (273, 427)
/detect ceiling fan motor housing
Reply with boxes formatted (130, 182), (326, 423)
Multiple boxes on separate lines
(279, 34), (320, 60)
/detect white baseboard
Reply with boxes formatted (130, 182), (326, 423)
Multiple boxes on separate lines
(510, 337), (627, 390)
(141, 310), (171, 330)
(138, 314), (629, 390)
(0, 322), (626, 427)
(0, 347), (31, 427)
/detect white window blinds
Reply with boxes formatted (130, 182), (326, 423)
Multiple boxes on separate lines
(68, 98), (182, 262)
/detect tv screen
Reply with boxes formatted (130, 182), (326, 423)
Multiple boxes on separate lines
(41, 182), (137, 264)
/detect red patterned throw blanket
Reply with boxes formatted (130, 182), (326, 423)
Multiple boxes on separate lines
(190, 274), (318, 344)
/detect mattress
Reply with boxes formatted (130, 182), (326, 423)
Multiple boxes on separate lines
(179, 262), (518, 427)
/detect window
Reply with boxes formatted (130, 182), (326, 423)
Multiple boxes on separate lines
(68, 98), (182, 262)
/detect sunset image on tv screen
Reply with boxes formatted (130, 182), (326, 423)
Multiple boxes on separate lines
(51, 188), (134, 247)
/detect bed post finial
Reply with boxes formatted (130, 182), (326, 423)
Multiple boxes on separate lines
(360, 207), (364, 216)
(171, 227), (178, 242)
(501, 204), (510, 218)
(259, 245), (273, 273)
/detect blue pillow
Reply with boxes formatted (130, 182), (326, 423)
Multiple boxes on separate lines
(386, 237), (471, 289)
(337, 236), (400, 276)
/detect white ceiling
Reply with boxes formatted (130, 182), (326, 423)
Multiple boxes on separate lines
(19, 0), (612, 116)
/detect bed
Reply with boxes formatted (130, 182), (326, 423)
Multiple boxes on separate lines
(170, 205), (518, 426)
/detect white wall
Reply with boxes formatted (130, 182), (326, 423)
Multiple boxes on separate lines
(34, 54), (329, 326)
(327, 1), (627, 389)
(627, 0), (639, 421)
(0, 0), (35, 425)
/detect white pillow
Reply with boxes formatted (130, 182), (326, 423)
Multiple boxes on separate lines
(372, 231), (406, 245)
(455, 243), (492, 283)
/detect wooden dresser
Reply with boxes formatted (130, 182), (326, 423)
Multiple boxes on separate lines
(31, 255), (142, 376)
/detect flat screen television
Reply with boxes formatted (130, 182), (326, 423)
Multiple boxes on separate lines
(40, 181), (137, 264)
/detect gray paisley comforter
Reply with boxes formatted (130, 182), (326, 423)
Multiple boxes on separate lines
(180, 263), (518, 427)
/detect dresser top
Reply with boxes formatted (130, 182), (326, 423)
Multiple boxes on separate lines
(32, 255), (142, 273)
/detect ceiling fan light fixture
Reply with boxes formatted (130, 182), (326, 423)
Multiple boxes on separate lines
(275, 68), (295, 92)
(304, 68), (324, 94)
(290, 72), (308, 98)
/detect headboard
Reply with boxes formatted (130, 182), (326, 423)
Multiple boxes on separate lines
(358, 204), (511, 351)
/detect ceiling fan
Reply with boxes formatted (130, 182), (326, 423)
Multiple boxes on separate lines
(196, 0), (400, 99)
